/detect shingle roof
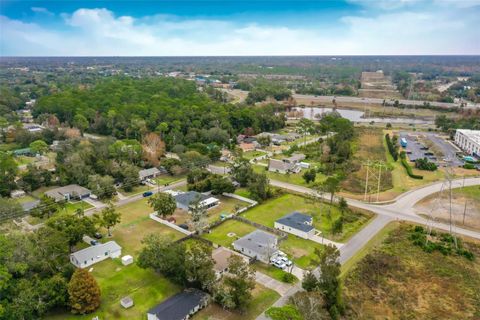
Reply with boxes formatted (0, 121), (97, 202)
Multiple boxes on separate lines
(45, 184), (91, 201)
(269, 159), (295, 171)
(276, 212), (314, 233)
(174, 191), (209, 207)
(147, 289), (209, 320)
(139, 167), (160, 179)
(71, 241), (121, 263)
(233, 230), (277, 256)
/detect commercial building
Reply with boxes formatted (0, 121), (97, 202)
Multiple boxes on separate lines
(233, 230), (278, 263)
(274, 212), (315, 239)
(455, 129), (480, 157)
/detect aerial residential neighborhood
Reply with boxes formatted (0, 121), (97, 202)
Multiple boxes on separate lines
(1, 1), (480, 320)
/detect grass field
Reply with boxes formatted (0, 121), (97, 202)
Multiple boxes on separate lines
(343, 223), (480, 319)
(241, 193), (372, 242)
(202, 219), (257, 248)
(154, 174), (186, 186)
(120, 184), (152, 196)
(15, 194), (37, 204)
(50, 260), (180, 320)
(254, 165), (325, 187)
(243, 150), (267, 160)
(253, 262), (299, 284)
(193, 283), (280, 320)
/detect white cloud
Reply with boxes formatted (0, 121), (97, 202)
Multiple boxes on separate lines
(1, 7), (479, 56)
(31, 7), (54, 15)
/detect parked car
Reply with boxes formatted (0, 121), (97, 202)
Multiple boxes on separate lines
(277, 256), (292, 266)
(272, 260), (286, 270)
(90, 240), (98, 245)
(178, 224), (189, 230)
(93, 232), (103, 239)
(143, 191), (153, 197)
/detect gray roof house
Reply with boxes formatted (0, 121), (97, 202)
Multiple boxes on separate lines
(139, 167), (161, 181)
(174, 191), (219, 211)
(274, 212), (315, 239)
(70, 241), (122, 268)
(233, 230), (278, 263)
(283, 153), (306, 164)
(147, 289), (210, 320)
(45, 185), (91, 202)
(268, 159), (300, 174)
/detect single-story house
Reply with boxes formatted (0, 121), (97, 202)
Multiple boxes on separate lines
(13, 148), (34, 157)
(139, 167), (161, 181)
(274, 212), (315, 239)
(174, 191), (219, 211)
(147, 289), (210, 320)
(268, 159), (301, 174)
(239, 142), (256, 152)
(70, 241), (122, 268)
(283, 153), (306, 164)
(212, 247), (249, 278)
(233, 230), (278, 263)
(45, 185), (91, 202)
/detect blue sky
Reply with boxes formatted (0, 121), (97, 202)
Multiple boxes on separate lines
(1, 0), (479, 56)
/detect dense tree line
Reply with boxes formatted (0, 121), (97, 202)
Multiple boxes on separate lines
(34, 78), (285, 148)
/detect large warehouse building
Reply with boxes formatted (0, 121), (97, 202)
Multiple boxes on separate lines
(454, 129), (480, 157)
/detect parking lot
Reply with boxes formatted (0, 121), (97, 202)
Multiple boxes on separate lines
(425, 133), (464, 166)
(399, 132), (436, 162)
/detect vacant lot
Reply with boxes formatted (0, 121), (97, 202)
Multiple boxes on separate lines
(202, 219), (257, 248)
(254, 165), (325, 187)
(154, 174), (186, 186)
(50, 260), (179, 320)
(415, 185), (480, 231)
(243, 150), (267, 160)
(193, 283), (280, 320)
(241, 193), (372, 242)
(343, 223), (480, 319)
(120, 184), (152, 196)
(341, 128), (393, 194)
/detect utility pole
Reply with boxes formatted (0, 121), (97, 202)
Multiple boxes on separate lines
(363, 161), (370, 201)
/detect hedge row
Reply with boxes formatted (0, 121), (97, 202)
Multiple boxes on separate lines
(400, 152), (423, 179)
(385, 134), (398, 161)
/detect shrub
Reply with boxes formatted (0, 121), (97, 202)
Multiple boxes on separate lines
(282, 272), (297, 283)
(415, 158), (438, 171)
(400, 152), (423, 179)
(463, 163), (475, 170)
(385, 134), (398, 161)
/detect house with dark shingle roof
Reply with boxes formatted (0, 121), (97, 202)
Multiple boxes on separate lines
(274, 212), (315, 239)
(233, 230), (278, 263)
(174, 191), (219, 211)
(147, 289), (209, 320)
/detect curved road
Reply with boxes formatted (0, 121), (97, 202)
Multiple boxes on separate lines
(256, 177), (480, 319)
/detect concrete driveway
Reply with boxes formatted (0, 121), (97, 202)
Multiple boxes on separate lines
(255, 271), (293, 296)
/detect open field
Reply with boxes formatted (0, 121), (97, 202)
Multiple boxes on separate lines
(415, 185), (480, 231)
(241, 193), (373, 242)
(341, 127), (393, 194)
(343, 223), (480, 319)
(243, 150), (267, 160)
(15, 194), (37, 204)
(193, 283), (280, 320)
(254, 165), (326, 187)
(50, 260), (180, 320)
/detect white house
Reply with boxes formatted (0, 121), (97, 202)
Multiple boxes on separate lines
(70, 241), (122, 268)
(268, 159), (301, 174)
(274, 212), (315, 239)
(455, 129), (480, 157)
(233, 230), (278, 263)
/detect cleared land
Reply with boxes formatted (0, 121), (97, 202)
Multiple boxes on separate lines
(154, 174), (186, 186)
(415, 185), (480, 231)
(193, 283), (280, 320)
(343, 223), (480, 319)
(254, 165), (326, 187)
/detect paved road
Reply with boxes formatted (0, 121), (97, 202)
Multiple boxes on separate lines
(256, 177), (480, 319)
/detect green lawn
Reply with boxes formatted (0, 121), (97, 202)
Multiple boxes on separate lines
(194, 283), (280, 320)
(253, 262), (298, 284)
(206, 195), (250, 223)
(254, 165), (326, 187)
(120, 184), (152, 196)
(279, 235), (324, 269)
(154, 174), (186, 186)
(453, 185), (480, 200)
(202, 219), (256, 248)
(234, 187), (251, 198)
(243, 150), (267, 160)
(49, 260), (180, 320)
(15, 195), (37, 204)
(63, 201), (93, 214)
(15, 155), (35, 166)
(241, 193), (372, 242)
